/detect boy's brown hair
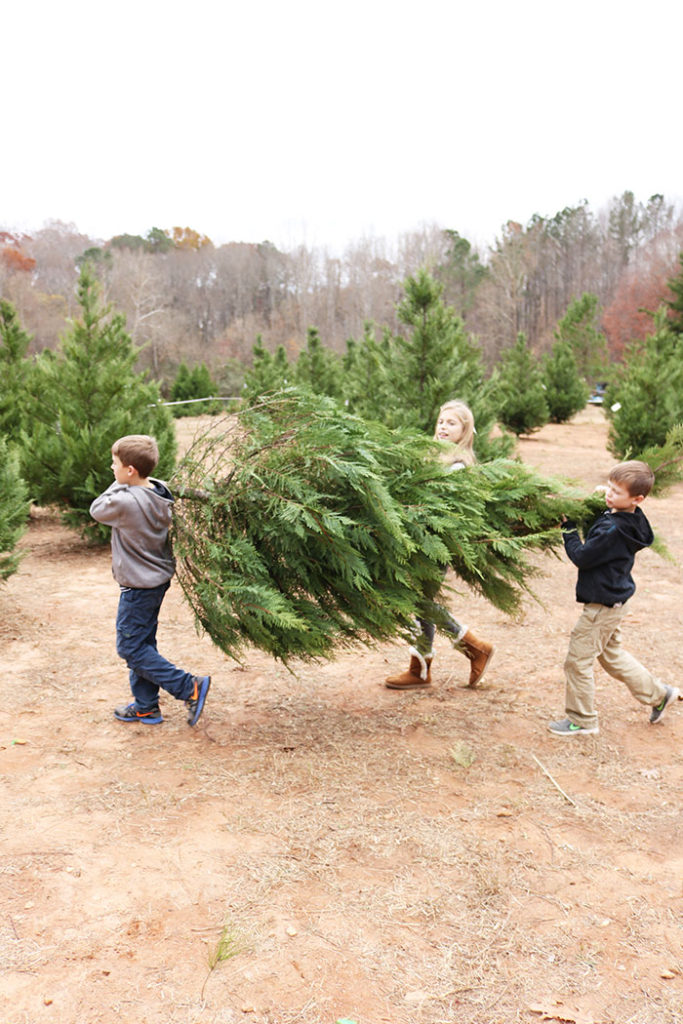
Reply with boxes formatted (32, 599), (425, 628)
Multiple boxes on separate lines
(112, 435), (159, 478)
(608, 460), (654, 498)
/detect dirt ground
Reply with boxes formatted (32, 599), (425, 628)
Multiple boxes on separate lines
(1, 406), (681, 1024)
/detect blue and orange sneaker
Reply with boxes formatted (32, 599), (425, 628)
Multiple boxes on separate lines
(186, 676), (211, 726)
(114, 702), (163, 724)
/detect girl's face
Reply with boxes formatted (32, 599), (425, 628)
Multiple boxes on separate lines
(436, 410), (465, 444)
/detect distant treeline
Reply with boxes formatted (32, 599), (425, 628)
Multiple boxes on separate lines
(1, 191), (682, 390)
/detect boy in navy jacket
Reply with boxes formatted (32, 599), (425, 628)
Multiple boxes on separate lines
(549, 460), (679, 736)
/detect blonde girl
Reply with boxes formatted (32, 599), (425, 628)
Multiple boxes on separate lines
(434, 399), (476, 467)
(385, 400), (494, 690)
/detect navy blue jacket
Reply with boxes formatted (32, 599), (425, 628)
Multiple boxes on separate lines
(562, 507), (654, 606)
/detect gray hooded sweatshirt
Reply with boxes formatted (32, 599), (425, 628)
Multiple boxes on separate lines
(90, 479), (176, 588)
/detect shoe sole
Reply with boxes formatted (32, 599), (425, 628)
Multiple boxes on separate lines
(385, 681), (431, 690)
(187, 677), (211, 726)
(114, 713), (163, 724)
(548, 726), (599, 737)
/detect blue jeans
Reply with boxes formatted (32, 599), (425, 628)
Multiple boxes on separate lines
(116, 582), (194, 711)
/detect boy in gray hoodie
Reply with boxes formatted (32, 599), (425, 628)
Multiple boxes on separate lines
(90, 434), (210, 726)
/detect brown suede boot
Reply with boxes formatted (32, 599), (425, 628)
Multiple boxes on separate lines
(458, 630), (494, 687)
(385, 647), (433, 689)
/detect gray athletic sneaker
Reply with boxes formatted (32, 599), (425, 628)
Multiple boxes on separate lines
(548, 717), (599, 737)
(649, 685), (680, 724)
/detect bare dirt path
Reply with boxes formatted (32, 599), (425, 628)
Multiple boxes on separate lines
(1, 406), (681, 1024)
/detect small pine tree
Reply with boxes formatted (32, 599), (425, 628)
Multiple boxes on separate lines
(19, 264), (176, 540)
(342, 280), (511, 459)
(242, 336), (290, 400)
(341, 324), (393, 421)
(495, 333), (549, 436)
(665, 251), (683, 336)
(556, 293), (609, 381)
(190, 363), (214, 400)
(605, 313), (683, 457)
(170, 362), (192, 410)
(636, 424), (683, 495)
(389, 269), (486, 434)
(0, 300), (33, 443)
(543, 339), (590, 423)
(294, 328), (342, 399)
(0, 437), (31, 582)
(170, 362), (217, 416)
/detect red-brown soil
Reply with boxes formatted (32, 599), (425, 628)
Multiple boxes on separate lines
(1, 406), (681, 1024)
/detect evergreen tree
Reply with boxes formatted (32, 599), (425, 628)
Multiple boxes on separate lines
(242, 336), (290, 400)
(605, 313), (683, 457)
(665, 251), (683, 336)
(495, 332), (549, 436)
(170, 362), (192, 407)
(437, 229), (488, 315)
(555, 292), (609, 381)
(341, 324), (393, 421)
(170, 361), (217, 416)
(190, 363), (215, 401)
(341, 277), (511, 459)
(0, 436), (31, 582)
(171, 389), (603, 664)
(0, 300), (33, 443)
(542, 339), (590, 423)
(20, 264), (176, 540)
(294, 327), (342, 399)
(636, 424), (683, 496)
(389, 269), (485, 434)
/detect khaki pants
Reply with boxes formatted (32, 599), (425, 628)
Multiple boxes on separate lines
(564, 602), (666, 729)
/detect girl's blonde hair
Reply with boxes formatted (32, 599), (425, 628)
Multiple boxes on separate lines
(434, 400), (476, 466)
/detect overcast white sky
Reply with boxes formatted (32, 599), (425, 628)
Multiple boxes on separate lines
(4, 0), (682, 254)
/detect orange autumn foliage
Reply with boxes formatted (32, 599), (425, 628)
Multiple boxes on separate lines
(602, 255), (679, 360)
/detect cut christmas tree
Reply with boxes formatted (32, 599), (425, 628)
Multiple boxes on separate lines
(172, 389), (602, 664)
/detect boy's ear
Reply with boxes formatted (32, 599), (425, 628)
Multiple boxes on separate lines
(632, 493), (646, 507)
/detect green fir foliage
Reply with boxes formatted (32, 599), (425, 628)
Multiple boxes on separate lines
(665, 250), (683, 335)
(389, 269), (486, 434)
(170, 361), (217, 416)
(543, 339), (590, 423)
(0, 300), (33, 443)
(242, 336), (290, 400)
(494, 333), (549, 436)
(19, 264), (176, 541)
(555, 292), (608, 380)
(341, 324), (393, 422)
(170, 362), (192, 404)
(631, 423), (683, 496)
(294, 327), (343, 399)
(341, 272), (511, 459)
(171, 389), (589, 665)
(0, 437), (31, 582)
(605, 314), (683, 458)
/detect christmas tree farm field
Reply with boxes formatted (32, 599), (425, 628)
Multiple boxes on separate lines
(1, 405), (681, 1024)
